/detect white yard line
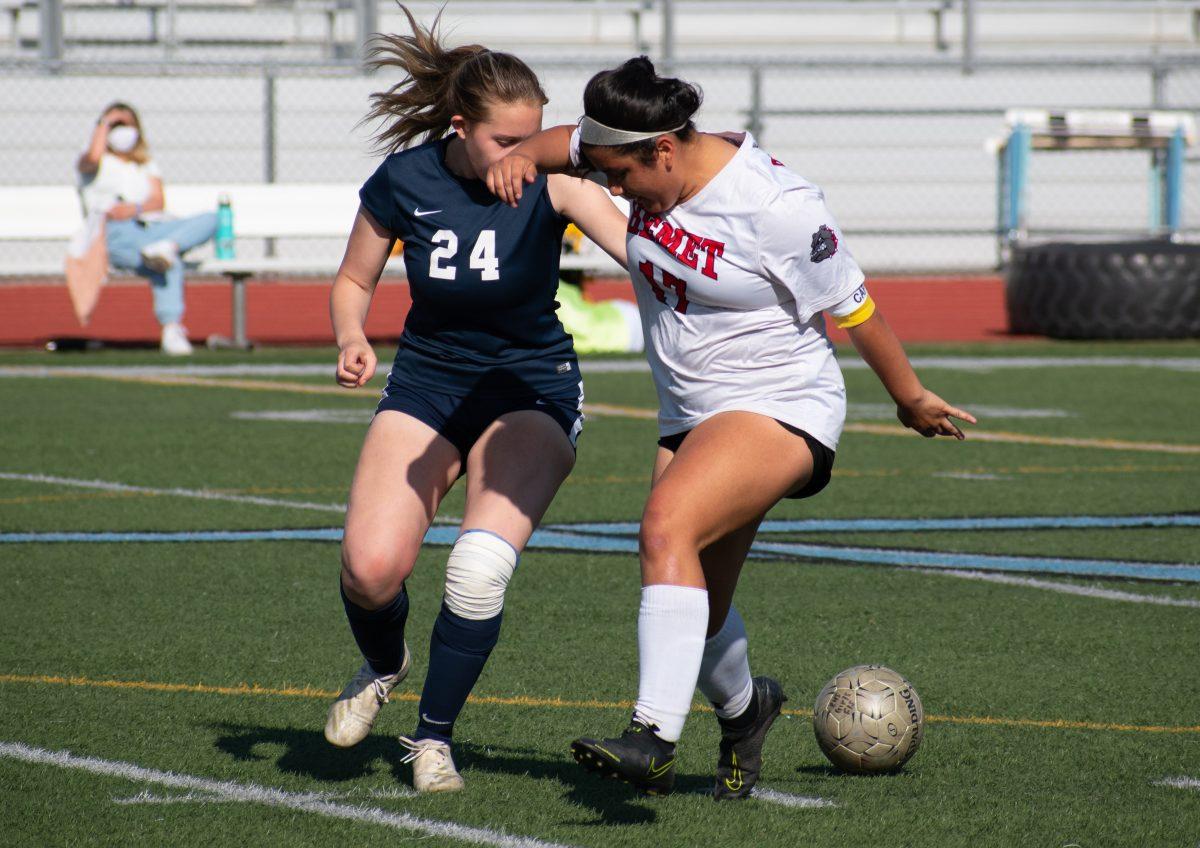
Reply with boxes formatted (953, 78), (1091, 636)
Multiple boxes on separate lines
(578, 357), (1200, 374)
(0, 471), (347, 514)
(0, 471), (462, 525)
(114, 785), (416, 805)
(1156, 776), (1200, 790)
(114, 789), (235, 805)
(690, 786), (836, 808)
(0, 741), (573, 848)
(751, 787), (838, 808)
(231, 409), (369, 424)
(0, 365), (333, 378)
(931, 471), (1012, 481)
(922, 569), (1200, 608)
(2, 355), (1199, 380)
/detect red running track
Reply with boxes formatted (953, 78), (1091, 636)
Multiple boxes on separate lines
(0, 275), (1011, 347)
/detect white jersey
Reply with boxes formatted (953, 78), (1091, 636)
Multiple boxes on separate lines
(77, 152), (161, 216)
(602, 132), (867, 450)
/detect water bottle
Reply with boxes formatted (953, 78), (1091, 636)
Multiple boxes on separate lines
(215, 193), (235, 259)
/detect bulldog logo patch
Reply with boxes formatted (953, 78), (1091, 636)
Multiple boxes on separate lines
(810, 225), (839, 263)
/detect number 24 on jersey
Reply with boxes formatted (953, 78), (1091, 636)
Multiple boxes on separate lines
(429, 229), (500, 281)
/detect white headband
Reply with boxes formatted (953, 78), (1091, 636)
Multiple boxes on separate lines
(578, 115), (688, 146)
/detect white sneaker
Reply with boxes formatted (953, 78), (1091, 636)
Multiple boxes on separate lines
(140, 239), (179, 273)
(324, 645), (410, 748)
(399, 736), (465, 793)
(160, 322), (193, 356)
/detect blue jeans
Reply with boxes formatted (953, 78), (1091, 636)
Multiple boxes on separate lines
(106, 212), (218, 325)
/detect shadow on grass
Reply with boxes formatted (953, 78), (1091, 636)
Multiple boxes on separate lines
(457, 740), (724, 825)
(795, 763), (909, 778)
(210, 724), (730, 825)
(211, 722), (409, 785)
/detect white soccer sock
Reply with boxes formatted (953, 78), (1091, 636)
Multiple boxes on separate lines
(696, 604), (755, 720)
(632, 584), (709, 743)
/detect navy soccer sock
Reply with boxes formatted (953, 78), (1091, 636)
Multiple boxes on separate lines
(414, 604), (503, 743)
(341, 583), (409, 676)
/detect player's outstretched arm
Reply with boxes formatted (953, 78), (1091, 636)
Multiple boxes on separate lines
(487, 124), (578, 207)
(330, 206), (393, 389)
(548, 175), (629, 268)
(845, 311), (977, 439)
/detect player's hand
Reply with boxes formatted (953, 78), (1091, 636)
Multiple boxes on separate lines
(486, 154), (538, 208)
(897, 389), (977, 440)
(336, 339), (376, 389)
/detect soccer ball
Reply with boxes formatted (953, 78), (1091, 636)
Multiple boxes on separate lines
(812, 664), (924, 774)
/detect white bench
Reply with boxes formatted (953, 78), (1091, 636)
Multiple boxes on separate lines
(0, 182), (624, 348)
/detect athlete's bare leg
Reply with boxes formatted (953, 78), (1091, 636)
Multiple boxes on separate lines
(459, 409), (576, 548)
(340, 410), (463, 608)
(651, 444), (765, 637)
(639, 411), (816, 594)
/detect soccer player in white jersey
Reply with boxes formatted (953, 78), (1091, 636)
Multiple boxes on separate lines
(488, 57), (976, 798)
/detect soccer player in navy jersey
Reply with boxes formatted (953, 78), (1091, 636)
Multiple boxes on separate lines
(324, 7), (629, 793)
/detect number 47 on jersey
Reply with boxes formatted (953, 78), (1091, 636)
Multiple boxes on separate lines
(639, 260), (689, 314)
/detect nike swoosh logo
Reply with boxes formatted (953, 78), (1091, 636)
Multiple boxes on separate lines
(647, 757), (674, 778)
(413, 208), (442, 217)
(535, 399), (547, 406)
(420, 713), (452, 726)
(724, 750), (743, 791)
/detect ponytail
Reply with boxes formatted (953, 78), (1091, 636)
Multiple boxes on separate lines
(364, 5), (547, 154)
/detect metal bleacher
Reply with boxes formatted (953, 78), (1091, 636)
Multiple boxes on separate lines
(8, 1), (1200, 64)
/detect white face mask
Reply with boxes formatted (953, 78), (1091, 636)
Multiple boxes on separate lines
(107, 125), (140, 154)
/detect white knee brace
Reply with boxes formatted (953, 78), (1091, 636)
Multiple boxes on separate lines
(443, 530), (519, 620)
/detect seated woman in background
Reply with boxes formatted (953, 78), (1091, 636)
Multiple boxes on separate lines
(76, 102), (217, 355)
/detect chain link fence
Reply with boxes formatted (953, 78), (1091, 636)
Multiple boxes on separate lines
(4, 3), (1200, 273)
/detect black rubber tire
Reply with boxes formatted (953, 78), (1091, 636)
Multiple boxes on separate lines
(1006, 240), (1200, 339)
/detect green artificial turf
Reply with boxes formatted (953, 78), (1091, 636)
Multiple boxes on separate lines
(1, 342), (1198, 847)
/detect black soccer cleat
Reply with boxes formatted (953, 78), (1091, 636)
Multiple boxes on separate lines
(712, 676), (788, 800)
(571, 718), (677, 796)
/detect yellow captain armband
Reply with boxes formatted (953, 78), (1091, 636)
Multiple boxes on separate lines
(834, 295), (876, 329)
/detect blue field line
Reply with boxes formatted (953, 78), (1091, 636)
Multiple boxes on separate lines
(0, 526), (638, 550)
(749, 541), (1200, 582)
(552, 514), (1200, 536)
(0, 529), (347, 544)
(2, 523), (1196, 582)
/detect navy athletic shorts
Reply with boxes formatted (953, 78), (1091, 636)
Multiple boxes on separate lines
(657, 421), (835, 500)
(375, 379), (584, 460)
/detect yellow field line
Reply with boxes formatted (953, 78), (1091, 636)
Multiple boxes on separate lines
(844, 422), (1200, 455)
(76, 372), (361, 396)
(3, 673), (1197, 736)
(34, 370), (1200, 455)
(0, 491), (145, 506)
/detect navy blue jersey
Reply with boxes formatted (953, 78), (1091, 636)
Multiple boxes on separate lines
(359, 136), (577, 397)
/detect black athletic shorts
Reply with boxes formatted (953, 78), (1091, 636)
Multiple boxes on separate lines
(657, 421), (835, 500)
(375, 379), (584, 460)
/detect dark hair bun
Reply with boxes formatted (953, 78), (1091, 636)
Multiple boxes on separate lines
(583, 56), (702, 135)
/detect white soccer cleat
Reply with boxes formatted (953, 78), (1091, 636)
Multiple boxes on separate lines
(399, 736), (465, 793)
(140, 239), (179, 273)
(324, 645), (410, 748)
(160, 322), (193, 356)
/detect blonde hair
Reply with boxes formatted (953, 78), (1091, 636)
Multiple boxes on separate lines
(99, 101), (151, 165)
(363, 4), (547, 154)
